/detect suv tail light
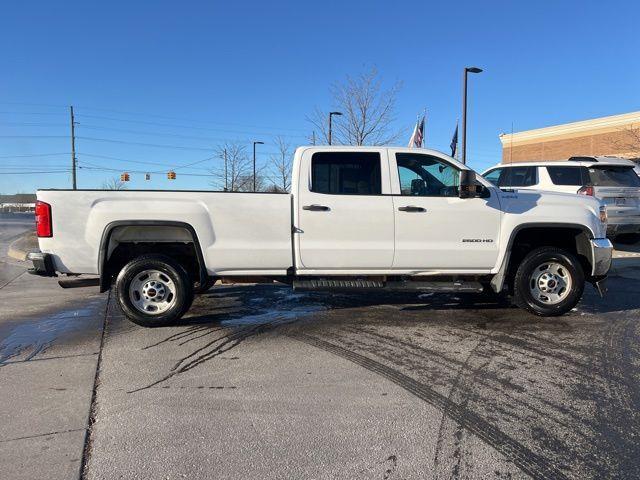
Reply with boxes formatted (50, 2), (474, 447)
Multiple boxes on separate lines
(577, 186), (594, 196)
(35, 200), (52, 237)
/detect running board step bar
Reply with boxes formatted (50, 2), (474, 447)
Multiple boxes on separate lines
(58, 277), (101, 289)
(294, 279), (385, 290)
(293, 279), (483, 293)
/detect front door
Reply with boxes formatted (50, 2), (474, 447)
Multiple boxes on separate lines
(390, 151), (501, 270)
(296, 149), (395, 270)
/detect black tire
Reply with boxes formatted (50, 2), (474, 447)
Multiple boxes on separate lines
(115, 254), (194, 327)
(615, 233), (640, 245)
(193, 277), (216, 294)
(513, 247), (584, 317)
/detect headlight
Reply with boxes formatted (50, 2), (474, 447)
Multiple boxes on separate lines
(599, 205), (607, 224)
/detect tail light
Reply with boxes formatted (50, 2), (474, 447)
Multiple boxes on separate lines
(577, 186), (594, 196)
(35, 200), (52, 237)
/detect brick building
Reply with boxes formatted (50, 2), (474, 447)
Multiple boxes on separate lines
(499, 111), (640, 163)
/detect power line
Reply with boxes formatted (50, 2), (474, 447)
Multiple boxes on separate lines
(73, 105), (309, 133)
(77, 124), (291, 144)
(78, 153), (216, 172)
(0, 152), (70, 158)
(74, 113), (307, 139)
(76, 136), (214, 151)
(0, 121), (67, 127)
(0, 170), (71, 175)
(0, 110), (66, 116)
(0, 135), (67, 139)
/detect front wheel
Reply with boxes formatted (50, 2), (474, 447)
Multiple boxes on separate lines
(115, 254), (194, 327)
(513, 247), (585, 317)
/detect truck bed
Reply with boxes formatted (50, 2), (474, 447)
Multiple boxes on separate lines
(36, 190), (293, 276)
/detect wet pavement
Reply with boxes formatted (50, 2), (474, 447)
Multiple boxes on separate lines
(0, 212), (34, 287)
(85, 277), (639, 480)
(1, 250), (639, 479)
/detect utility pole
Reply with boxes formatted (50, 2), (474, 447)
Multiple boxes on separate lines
(252, 141), (264, 192)
(70, 106), (77, 189)
(311, 131), (316, 146)
(223, 148), (228, 191)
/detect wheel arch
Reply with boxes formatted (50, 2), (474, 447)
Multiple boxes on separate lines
(99, 220), (207, 292)
(491, 222), (595, 293)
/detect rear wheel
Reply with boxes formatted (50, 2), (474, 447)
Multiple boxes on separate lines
(115, 254), (194, 327)
(513, 247), (584, 316)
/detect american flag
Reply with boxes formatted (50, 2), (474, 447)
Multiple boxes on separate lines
(408, 115), (425, 148)
(450, 123), (458, 157)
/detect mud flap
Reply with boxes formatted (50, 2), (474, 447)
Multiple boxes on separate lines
(592, 276), (608, 298)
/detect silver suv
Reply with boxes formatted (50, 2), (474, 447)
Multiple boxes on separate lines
(482, 156), (640, 243)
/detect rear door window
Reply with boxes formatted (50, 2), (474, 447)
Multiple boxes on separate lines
(507, 166), (537, 187)
(547, 166), (587, 186)
(587, 166), (640, 187)
(311, 152), (382, 195)
(484, 166), (536, 187)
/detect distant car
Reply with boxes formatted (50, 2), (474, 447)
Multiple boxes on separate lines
(482, 156), (640, 243)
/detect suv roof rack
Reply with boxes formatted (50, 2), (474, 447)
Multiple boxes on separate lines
(568, 156), (597, 162)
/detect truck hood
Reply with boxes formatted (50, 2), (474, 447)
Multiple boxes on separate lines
(497, 188), (606, 238)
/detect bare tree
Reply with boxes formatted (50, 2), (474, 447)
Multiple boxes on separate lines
(210, 143), (251, 191)
(101, 177), (127, 190)
(612, 126), (640, 159)
(269, 136), (292, 192)
(308, 67), (403, 146)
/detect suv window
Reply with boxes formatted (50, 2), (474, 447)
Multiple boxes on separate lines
(588, 166), (640, 187)
(484, 166), (536, 187)
(311, 152), (382, 195)
(547, 166), (587, 186)
(396, 153), (460, 197)
(508, 166), (537, 187)
(483, 168), (503, 185)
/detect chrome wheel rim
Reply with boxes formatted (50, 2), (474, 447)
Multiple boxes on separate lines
(529, 261), (572, 305)
(129, 269), (176, 315)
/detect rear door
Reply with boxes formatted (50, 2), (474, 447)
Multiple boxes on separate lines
(296, 149), (395, 270)
(390, 151), (501, 270)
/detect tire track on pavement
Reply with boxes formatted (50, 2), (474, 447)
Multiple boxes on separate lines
(289, 332), (570, 480)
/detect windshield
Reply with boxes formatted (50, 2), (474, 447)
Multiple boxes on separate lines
(588, 166), (640, 187)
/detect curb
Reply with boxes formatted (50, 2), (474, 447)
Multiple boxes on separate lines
(7, 231), (37, 262)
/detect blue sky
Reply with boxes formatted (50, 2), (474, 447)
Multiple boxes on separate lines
(1, 0), (639, 193)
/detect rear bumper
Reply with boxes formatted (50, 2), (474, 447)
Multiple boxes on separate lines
(27, 252), (57, 277)
(590, 238), (613, 276)
(606, 223), (640, 236)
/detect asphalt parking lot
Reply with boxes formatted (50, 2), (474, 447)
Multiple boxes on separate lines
(1, 220), (640, 479)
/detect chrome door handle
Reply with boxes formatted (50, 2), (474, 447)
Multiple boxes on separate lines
(398, 206), (426, 212)
(302, 204), (330, 211)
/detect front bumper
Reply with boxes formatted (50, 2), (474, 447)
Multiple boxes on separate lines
(27, 252), (57, 277)
(590, 238), (613, 276)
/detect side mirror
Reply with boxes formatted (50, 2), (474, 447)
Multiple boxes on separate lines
(459, 170), (479, 199)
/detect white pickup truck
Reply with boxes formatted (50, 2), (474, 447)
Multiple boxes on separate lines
(29, 146), (613, 326)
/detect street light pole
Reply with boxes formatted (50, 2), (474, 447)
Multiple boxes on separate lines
(461, 67), (483, 165)
(328, 111), (342, 145)
(252, 141), (264, 192)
